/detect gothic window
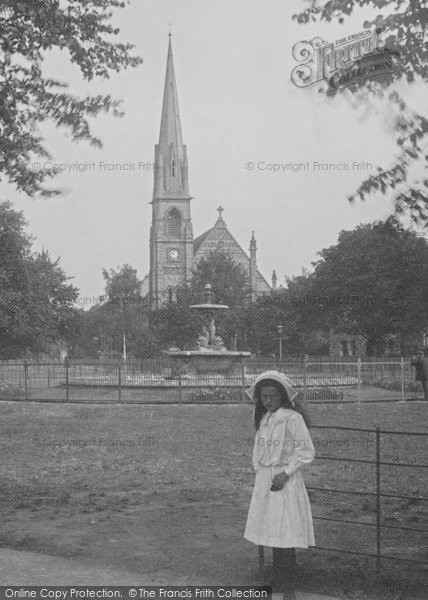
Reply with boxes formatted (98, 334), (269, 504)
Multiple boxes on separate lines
(168, 287), (173, 303)
(167, 207), (181, 237)
(171, 159), (175, 177)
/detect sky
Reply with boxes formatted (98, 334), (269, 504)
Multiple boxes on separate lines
(1, 0), (426, 305)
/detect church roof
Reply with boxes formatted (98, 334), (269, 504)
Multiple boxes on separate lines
(194, 228), (214, 253)
(192, 212), (271, 293)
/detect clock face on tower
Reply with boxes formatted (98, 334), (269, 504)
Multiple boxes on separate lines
(168, 248), (180, 261)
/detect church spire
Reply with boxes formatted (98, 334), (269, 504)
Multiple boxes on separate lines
(153, 34), (189, 198)
(159, 34), (183, 153)
(149, 35), (193, 310)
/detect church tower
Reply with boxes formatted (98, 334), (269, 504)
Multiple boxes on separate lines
(149, 34), (193, 310)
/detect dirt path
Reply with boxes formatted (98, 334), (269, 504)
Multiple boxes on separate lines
(0, 548), (339, 599)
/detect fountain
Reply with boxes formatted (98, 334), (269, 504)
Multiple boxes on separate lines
(165, 284), (251, 375)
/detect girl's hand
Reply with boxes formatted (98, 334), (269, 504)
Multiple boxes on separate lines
(270, 472), (289, 491)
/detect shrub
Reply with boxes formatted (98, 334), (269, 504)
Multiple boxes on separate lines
(371, 380), (420, 392)
(187, 387), (243, 403)
(0, 382), (25, 399)
(306, 387), (343, 401)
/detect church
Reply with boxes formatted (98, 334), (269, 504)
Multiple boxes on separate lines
(142, 36), (272, 309)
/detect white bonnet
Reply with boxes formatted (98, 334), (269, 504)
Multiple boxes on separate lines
(245, 370), (299, 407)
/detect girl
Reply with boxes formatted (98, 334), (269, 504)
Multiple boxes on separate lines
(244, 371), (315, 599)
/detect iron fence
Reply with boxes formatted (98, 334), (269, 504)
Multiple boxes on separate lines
(0, 357), (424, 404)
(257, 425), (427, 574)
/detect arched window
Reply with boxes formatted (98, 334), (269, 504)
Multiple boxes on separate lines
(171, 159), (175, 177)
(167, 207), (181, 237)
(168, 288), (173, 303)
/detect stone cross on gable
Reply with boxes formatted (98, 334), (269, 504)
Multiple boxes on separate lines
(216, 205), (224, 220)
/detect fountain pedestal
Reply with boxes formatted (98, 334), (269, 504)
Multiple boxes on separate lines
(164, 284), (251, 377)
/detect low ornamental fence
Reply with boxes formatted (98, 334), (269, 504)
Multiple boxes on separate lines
(0, 357), (424, 404)
(258, 425), (427, 573)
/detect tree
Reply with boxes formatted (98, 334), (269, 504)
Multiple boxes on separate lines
(149, 303), (198, 353)
(0, 200), (79, 357)
(294, 0), (428, 226)
(242, 291), (289, 355)
(242, 282), (330, 356)
(278, 275), (331, 354)
(311, 221), (427, 353)
(0, 200), (33, 355)
(241, 221), (427, 356)
(0, 0), (143, 196)
(102, 264), (141, 300)
(24, 249), (80, 350)
(78, 264), (148, 357)
(188, 251), (251, 307)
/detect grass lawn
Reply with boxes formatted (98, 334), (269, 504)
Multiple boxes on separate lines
(0, 399), (426, 598)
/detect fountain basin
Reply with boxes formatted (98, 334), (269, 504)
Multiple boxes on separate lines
(165, 350), (251, 375)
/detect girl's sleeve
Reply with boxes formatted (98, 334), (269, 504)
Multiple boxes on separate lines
(283, 412), (315, 477)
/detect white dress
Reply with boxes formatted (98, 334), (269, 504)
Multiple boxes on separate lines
(244, 407), (315, 548)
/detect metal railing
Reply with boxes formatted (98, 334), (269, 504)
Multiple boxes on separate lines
(0, 357), (424, 404)
(258, 425), (427, 574)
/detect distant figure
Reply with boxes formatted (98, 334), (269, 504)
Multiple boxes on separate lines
(411, 349), (428, 401)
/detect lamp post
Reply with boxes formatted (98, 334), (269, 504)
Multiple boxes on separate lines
(277, 324), (284, 361)
(92, 337), (99, 359)
(119, 293), (127, 363)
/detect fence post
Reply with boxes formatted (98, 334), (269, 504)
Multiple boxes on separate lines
(65, 357), (69, 402)
(241, 358), (246, 403)
(357, 358), (362, 404)
(178, 360), (182, 403)
(118, 363), (122, 403)
(400, 357), (405, 403)
(375, 426), (382, 573)
(303, 355), (308, 404)
(24, 360), (28, 401)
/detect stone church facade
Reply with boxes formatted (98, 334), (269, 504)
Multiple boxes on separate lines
(145, 36), (271, 309)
